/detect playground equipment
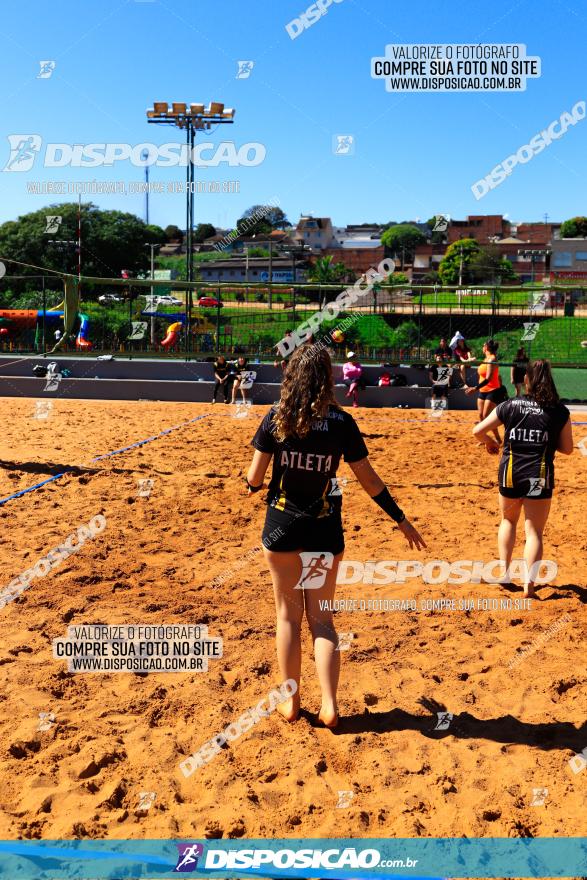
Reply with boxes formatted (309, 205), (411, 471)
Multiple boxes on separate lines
(0, 306), (92, 350)
(160, 321), (182, 349)
(141, 310), (217, 350)
(75, 313), (92, 349)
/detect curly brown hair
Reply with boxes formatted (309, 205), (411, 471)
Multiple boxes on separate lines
(273, 344), (337, 441)
(526, 359), (560, 408)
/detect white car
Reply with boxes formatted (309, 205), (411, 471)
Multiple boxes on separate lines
(98, 293), (123, 304)
(155, 295), (183, 306)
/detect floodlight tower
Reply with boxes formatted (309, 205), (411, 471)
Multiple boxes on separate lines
(146, 101), (235, 351)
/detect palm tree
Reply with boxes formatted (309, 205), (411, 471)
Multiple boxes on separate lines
(307, 255), (348, 283)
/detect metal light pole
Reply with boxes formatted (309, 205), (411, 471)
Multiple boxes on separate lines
(268, 239), (273, 310)
(146, 101), (235, 353)
(145, 243), (162, 347)
(141, 148), (150, 224)
(518, 248), (550, 284)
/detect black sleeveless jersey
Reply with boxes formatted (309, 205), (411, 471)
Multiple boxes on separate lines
(496, 397), (569, 491)
(251, 405), (368, 517)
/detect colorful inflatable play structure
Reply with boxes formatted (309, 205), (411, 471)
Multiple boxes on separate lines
(0, 306), (92, 349)
(142, 310), (216, 350)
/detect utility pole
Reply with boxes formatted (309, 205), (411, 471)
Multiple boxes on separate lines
(141, 149), (150, 224)
(458, 245), (464, 287)
(145, 243), (162, 347)
(268, 239), (273, 310)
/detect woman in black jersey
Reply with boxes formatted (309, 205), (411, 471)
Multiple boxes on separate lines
(473, 360), (573, 597)
(511, 346), (529, 397)
(212, 355), (230, 404)
(246, 345), (425, 728)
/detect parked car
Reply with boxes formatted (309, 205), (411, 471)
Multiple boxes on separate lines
(98, 293), (123, 304)
(156, 295), (184, 306)
(198, 296), (223, 308)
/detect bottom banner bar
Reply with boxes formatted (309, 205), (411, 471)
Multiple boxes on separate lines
(0, 837), (585, 878)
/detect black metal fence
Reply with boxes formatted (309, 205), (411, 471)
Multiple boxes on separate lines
(0, 280), (586, 365)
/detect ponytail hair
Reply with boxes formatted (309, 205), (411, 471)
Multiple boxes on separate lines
(485, 339), (499, 355)
(526, 359), (560, 408)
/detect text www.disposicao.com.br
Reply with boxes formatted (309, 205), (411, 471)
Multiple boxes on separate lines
(69, 657), (202, 672)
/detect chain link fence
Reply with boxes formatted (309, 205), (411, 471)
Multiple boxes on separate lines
(1, 280), (586, 367)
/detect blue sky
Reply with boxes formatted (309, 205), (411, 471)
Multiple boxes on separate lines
(0, 0), (585, 230)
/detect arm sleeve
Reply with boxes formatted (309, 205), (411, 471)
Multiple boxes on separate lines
(343, 416), (369, 463)
(251, 410), (276, 454)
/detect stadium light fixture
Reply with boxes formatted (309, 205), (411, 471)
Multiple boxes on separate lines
(146, 99), (236, 351)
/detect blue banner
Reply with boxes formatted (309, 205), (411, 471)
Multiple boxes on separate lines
(0, 837), (586, 878)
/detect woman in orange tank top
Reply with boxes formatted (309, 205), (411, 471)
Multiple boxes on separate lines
(465, 339), (506, 445)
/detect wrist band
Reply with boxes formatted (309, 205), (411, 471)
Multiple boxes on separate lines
(245, 478), (263, 493)
(372, 487), (405, 523)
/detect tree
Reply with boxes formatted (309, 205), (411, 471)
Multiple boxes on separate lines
(165, 224), (184, 242)
(388, 271), (410, 286)
(193, 223), (215, 243)
(439, 239), (517, 285)
(468, 245), (517, 283)
(307, 255), (348, 283)
(0, 203), (165, 294)
(237, 205), (289, 236)
(391, 320), (419, 350)
(438, 238), (480, 285)
(560, 216), (587, 237)
(380, 224), (426, 265)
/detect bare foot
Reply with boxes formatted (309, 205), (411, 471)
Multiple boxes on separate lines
(318, 704), (339, 728)
(277, 695), (300, 723)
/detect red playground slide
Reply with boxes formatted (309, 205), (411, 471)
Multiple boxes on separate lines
(160, 321), (182, 349)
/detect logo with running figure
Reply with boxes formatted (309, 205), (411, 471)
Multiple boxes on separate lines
(432, 214), (450, 232)
(174, 843), (204, 872)
(333, 134), (355, 156)
(3, 135), (42, 172)
(530, 787), (548, 806)
(37, 60), (56, 79)
(434, 711), (453, 731)
(236, 60), (254, 79)
(295, 552), (334, 589)
(526, 477), (545, 497)
(521, 322), (540, 341)
(568, 747), (587, 774)
(529, 291), (549, 313)
(44, 215), (62, 234)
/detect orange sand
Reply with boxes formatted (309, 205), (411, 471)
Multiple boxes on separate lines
(0, 398), (585, 841)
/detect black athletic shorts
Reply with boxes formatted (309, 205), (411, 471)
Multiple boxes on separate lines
(262, 506), (345, 554)
(432, 384), (448, 397)
(479, 386), (508, 404)
(499, 481), (553, 500)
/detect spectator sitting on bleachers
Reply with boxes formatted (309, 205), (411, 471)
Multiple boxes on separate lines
(434, 337), (452, 361)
